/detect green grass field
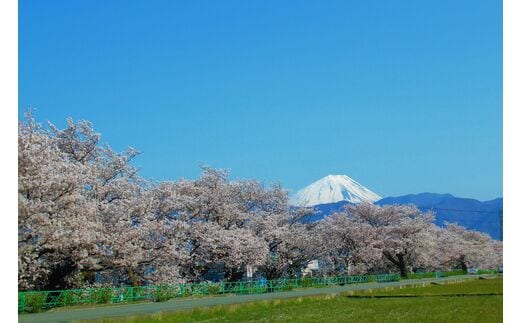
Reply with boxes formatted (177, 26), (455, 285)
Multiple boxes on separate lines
(81, 277), (502, 323)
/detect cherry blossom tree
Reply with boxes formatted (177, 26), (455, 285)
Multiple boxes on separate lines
(316, 212), (382, 275)
(330, 203), (436, 277)
(19, 114), (102, 289)
(19, 114), (186, 289)
(146, 169), (273, 282)
(437, 223), (502, 270)
(249, 209), (318, 280)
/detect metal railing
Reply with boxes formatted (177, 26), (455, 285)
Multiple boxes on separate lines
(18, 271), (471, 313)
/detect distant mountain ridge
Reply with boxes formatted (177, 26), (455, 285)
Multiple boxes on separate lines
(377, 193), (502, 240)
(302, 193), (502, 240)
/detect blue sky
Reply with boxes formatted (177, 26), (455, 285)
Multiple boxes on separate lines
(19, 0), (502, 200)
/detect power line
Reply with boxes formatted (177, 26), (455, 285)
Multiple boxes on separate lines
(423, 207), (502, 214)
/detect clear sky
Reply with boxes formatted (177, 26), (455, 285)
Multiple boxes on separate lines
(19, 0), (502, 200)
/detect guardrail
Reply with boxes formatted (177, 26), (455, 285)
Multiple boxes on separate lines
(18, 270), (471, 313)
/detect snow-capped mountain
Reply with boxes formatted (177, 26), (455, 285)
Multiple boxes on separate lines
(291, 175), (381, 207)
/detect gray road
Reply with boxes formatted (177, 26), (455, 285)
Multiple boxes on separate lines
(18, 275), (492, 323)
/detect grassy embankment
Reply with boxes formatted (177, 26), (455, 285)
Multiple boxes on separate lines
(81, 277), (502, 323)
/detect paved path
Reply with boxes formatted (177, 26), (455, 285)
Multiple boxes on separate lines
(19, 275), (493, 322)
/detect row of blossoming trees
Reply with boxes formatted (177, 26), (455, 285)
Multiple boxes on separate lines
(18, 115), (502, 291)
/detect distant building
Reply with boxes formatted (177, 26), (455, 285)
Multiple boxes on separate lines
(302, 259), (319, 276)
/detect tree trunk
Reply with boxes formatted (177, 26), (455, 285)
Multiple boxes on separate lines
(396, 254), (408, 278)
(44, 260), (77, 290)
(383, 251), (408, 278)
(459, 255), (468, 271)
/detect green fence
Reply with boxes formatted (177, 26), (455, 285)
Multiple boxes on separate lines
(18, 270), (471, 313)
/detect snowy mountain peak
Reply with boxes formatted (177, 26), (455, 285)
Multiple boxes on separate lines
(291, 174), (381, 207)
